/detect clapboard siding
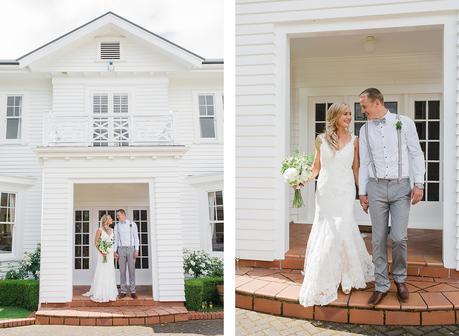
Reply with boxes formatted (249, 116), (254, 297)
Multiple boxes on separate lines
(169, 77), (223, 251)
(35, 36), (183, 72)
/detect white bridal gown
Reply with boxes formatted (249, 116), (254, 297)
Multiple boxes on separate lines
(82, 228), (118, 302)
(299, 134), (374, 307)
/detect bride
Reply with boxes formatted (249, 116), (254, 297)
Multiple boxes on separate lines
(299, 102), (374, 307)
(82, 214), (118, 302)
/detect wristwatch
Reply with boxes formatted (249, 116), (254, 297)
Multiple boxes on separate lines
(414, 183), (424, 190)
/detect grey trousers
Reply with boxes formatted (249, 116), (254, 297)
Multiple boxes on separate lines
(367, 178), (411, 292)
(118, 246), (136, 294)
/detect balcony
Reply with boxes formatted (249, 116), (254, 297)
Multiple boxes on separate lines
(43, 112), (175, 147)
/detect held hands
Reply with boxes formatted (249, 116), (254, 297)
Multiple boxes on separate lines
(411, 186), (423, 205)
(134, 251), (139, 260)
(114, 252), (119, 260)
(359, 195), (369, 214)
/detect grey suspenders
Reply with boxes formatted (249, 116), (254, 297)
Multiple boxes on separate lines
(364, 112), (402, 183)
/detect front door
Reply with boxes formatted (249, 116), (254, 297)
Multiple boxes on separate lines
(73, 207), (152, 285)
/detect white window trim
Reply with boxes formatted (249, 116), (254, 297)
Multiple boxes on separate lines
(0, 93), (27, 145)
(187, 174), (223, 258)
(0, 181), (29, 262)
(192, 91), (223, 144)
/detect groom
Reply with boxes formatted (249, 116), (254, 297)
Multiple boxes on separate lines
(358, 88), (425, 305)
(114, 209), (140, 299)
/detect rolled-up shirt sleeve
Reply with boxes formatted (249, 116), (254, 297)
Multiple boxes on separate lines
(405, 117), (425, 184)
(358, 124), (370, 195)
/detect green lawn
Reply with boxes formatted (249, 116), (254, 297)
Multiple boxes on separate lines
(0, 306), (32, 320)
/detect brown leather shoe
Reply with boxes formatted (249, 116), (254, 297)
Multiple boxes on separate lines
(367, 291), (387, 306)
(395, 282), (409, 302)
(131, 293), (138, 299)
(118, 293), (126, 299)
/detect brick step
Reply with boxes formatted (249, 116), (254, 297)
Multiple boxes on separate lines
(236, 267), (459, 326)
(35, 305), (189, 326)
(237, 258), (454, 279)
(42, 298), (160, 308)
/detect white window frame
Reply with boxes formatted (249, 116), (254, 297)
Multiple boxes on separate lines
(87, 89), (132, 146)
(187, 174), (223, 257)
(0, 93), (26, 145)
(193, 91), (223, 143)
(208, 190), (224, 253)
(0, 177), (31, 262)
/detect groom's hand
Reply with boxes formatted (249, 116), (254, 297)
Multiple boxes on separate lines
(411, 186), (423, 205)
(359, 195), (369, 214)
(114, 252), (119, 260)
(134, 251), (139, 260)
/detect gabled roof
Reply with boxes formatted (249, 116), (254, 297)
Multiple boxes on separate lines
(12, 11), (221, 68)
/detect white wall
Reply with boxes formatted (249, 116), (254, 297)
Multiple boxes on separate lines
(236, 0), (459, 262)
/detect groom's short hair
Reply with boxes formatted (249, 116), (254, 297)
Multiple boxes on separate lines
(116, 209), (126, 215)
(360, 88), (384, 104)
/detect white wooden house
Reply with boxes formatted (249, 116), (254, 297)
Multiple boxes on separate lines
(0, 12), (223, 304)
(236, 1), (459, 268)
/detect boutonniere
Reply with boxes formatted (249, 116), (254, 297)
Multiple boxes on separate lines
(395, 120), (402, 130)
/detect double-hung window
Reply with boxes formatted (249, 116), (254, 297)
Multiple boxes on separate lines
(0, 192), (15, 253)
(208, 191), (224, 252)
(6, 96), (22, 140)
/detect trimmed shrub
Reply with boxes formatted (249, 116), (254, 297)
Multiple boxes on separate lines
(202, 277), (223, 305)
(184, 278), (203, 311)
(0, 280), (39, 311)
(184, 276), (224, 311)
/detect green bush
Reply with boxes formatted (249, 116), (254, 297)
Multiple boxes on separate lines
(0, 280), (39, 311)
(184, 279), (203, 311)
(184, 276), (223, 311)
(202, 277), (223, 305)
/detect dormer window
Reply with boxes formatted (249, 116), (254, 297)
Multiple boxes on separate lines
(100, 42), (120, 60)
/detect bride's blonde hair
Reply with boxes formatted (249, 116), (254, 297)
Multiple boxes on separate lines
(325, 102), (351, 151)
(100, 214), (111, 227)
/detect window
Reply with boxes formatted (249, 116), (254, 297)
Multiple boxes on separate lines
(100, 42), (120, 60)
(0, 193), (15, 253)
(6, 96), (22, 139)
(92, 93), (129, 146)
(133, 210), (149, 269)
(198, 95), (216, 138)
(414, 100), (440, 201)
(74, 210), (90, 269)
(208, 191), (223, 252)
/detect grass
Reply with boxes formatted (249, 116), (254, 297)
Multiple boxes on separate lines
(0, 306), (32, 320)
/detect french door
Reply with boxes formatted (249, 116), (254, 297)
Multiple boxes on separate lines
(73, 207), (151, 285)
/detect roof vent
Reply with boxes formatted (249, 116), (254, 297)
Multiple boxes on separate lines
(100, 42), (120, 60)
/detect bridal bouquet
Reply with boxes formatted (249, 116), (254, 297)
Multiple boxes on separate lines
(281, 151), (314, 208)
(98, 238), (113, 263)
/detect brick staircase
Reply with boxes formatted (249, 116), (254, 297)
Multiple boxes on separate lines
(235, 223), (459, 326)
(36, 286), (188, 326)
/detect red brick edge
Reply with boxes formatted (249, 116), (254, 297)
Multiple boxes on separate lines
(0, 318), (35, 328)
(188, 311), (224, 320)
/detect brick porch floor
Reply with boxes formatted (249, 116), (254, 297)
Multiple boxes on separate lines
(36, 286), (188, 326)
(235, 223), (459, 326)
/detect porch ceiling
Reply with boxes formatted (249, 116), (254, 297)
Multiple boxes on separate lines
(291, 27), (442, 59)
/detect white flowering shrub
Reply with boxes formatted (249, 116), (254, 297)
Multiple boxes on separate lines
(5, 244), (40, 280)
(183, 249), (212, 278)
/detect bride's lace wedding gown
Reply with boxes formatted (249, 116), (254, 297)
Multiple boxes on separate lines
(82, 228), (118, 302)
(299, 134), (374, 307)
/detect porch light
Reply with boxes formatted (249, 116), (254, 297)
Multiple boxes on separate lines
(364, 36), (376, 53)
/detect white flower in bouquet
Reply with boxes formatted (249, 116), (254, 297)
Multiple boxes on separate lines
(283, 167), (299, 183)
(280, 150), (315, 208)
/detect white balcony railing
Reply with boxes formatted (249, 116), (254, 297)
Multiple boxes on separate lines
(43, 112), (174, 147)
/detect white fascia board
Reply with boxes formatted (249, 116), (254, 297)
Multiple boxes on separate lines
(34, 145), (189, 159)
